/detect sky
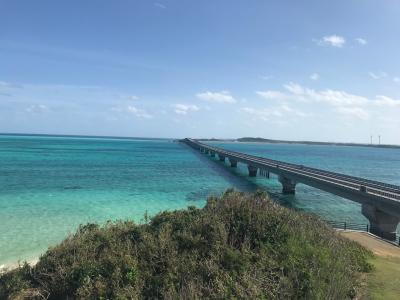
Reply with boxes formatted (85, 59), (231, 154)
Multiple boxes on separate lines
(1, 0), (400, 144)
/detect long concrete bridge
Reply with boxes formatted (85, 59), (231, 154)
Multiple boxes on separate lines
(182, 138), (400, 241)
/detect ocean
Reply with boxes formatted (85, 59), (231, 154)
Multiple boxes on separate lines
(1, 134), (399, 267)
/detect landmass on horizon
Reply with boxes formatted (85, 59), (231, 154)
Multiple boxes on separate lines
(1, 133), (399, 149)
(197, 137), (400, 149)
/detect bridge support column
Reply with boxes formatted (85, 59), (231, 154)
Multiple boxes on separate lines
(247, 165), (258, 177)
(210, 151), (215, 157)
(278, 175), (296, 194)
(362, 204), (399, 241)
(219, 154), (225, 162)
(229, 158), (237, 168)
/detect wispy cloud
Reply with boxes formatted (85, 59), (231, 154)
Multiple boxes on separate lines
(355, 38), (367, 45)
(154, 2), (166, 9)
(310, 73), (320, 81)
(260, 75), (274, 80)
(112, 105), (153, 119)
(336, 107), (369, 120)
(393, 77), (400, 83)
(172, 104), (200, 115)
(0, 80), (23, 96)
(256, 90), (288, 100)
(315, 35), (346, 48)
(196, 91), (236, 103)
(368, 71), (387, 80)
(240, 104), (308, 121)
(0, 81), (23, 89)
(283, 82), (368, 106)
(120, 95), (139, 101)
(25, 104), (50, 114)
(256, 82), (400, 121)
(374, 95), (400, 107)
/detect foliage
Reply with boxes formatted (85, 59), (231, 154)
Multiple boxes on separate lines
(0, 190), (372, 299)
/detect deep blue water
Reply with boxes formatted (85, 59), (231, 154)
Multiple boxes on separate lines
(1, 135), (399, 266)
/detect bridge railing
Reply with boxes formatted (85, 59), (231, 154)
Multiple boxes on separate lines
(193, 139), (400, 192)
(185, 139), (400, 200)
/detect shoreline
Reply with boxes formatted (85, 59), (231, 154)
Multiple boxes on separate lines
(0, 257), (39, 274)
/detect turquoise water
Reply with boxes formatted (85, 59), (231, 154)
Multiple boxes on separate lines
(1, 135), (399, 266)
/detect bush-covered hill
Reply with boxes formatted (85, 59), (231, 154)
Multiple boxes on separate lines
(0, 190), (372, 299)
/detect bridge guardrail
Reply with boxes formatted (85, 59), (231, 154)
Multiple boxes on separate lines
(184, 139), (400, 245)
(185, 139), (400, 201)
(201, 139), (400, 193)
(189, 139), (400, 190)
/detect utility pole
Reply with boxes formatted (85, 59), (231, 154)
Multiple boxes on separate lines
(379, 135), (381, 145)
(370, 135), (373, 145)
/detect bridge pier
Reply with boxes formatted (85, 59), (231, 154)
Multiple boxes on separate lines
(259, 169), (270, 178)
(229, 158), (237, 168)
(362, 203), (400, 241)
(210, 151), (215, 157)
(219, 154), (226, 162)
(278, 175), (297, 194)
(247, 165), (258, 177)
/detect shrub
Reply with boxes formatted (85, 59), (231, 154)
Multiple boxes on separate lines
(0, 190), (372, 299)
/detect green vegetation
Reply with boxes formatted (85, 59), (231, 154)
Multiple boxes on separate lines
(365, 256), (400, 299)
(0, 190), (372, 299)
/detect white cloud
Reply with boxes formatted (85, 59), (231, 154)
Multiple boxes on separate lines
(260, 75), (274, 80)
(355, 38), (367, 45)
(172, 104), (200, 115)
(127, 106), (152, 118)
(256, 90), (288, 100)
(25, 104), (49, 114)
(316, 35), (346, 48)
(154, 2), (166, 9)
(196, 90), (236, 103)
(256, 82), (400, 121)
(374, 95), (400, 107)
(368, 71), (387, 80)
(393, 77), (400, 83)
(283, 82), (368, 106)
(336, 107), (369, 120)
(112, 105), (153, 119)
(121, 95), (139, 101)
(240, 104), (308, 121)
(310, 73), (320, 81)
(240, 107), (272, 121)
(0, 81), (22, 89)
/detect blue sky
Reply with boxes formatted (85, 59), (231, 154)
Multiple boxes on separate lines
(1, 0), (400, 143)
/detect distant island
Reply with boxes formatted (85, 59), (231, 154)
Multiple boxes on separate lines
(198, 137), (400, 149)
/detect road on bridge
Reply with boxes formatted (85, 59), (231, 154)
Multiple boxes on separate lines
(182, 138), (400, 241)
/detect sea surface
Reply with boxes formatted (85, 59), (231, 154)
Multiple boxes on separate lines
(1, 134), (400, 267)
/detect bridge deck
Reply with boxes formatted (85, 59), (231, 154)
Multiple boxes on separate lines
(183, 138), (400, 202)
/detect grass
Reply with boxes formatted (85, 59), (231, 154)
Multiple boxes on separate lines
(365, 256), (400, 299)
(0, 190), (373, 299)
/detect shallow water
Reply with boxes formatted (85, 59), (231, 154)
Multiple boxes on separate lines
(1, 135), (399, 266)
